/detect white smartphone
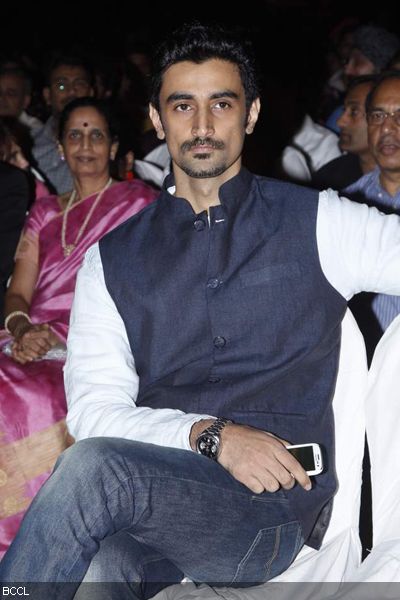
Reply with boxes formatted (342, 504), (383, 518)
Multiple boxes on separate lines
(286, 443), (324, 476)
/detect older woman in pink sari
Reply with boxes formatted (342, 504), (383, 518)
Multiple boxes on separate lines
(0, 97), (157, 557)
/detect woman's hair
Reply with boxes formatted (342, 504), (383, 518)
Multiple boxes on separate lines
(150, 21), (260, 114)
(0, 116), (34, 162)
(58, 97), (120, 142)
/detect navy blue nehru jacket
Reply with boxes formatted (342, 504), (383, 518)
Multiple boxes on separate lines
(99, 168), (347, 549)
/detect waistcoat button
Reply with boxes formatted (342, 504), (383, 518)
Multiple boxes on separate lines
(208, 375), (221, 383)
(193, 219), (206, 231)
(207, 278), (220, 289)
(213, 336), (226, 348)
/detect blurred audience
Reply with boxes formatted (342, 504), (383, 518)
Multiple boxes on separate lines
(0, 66), (42, 134)
(326, 24), (400, 133)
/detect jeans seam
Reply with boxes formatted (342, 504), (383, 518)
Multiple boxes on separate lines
(288, 523), (303, 565)
(265, 524), (281, 579)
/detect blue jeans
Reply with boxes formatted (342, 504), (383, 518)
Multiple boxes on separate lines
(0, 438), (303, 598)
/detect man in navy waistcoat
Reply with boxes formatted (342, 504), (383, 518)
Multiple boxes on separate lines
(2, 21), (400, 599)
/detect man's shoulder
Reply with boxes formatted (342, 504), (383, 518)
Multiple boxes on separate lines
(344, 168), (380, 195)
(252, 173), (320, 203)
(32, 118), (54, 146)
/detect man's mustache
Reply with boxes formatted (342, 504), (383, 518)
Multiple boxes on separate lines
(181, 137), (225, 152)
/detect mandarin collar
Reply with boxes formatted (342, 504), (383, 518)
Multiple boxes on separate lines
(159, 168), (254, 216)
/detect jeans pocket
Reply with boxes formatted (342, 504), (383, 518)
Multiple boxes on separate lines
(231, 521), (303, 585)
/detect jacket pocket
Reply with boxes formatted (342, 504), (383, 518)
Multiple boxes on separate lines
(240, 262), (300, 287)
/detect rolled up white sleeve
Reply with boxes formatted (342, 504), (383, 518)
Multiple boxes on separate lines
(317, 189), (400, 299)
(64, 243), (214, 450)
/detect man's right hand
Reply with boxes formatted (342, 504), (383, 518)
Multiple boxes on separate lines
(217, 422), (312, 494)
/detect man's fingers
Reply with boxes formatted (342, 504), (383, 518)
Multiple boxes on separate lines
(276, 448), (312, 491)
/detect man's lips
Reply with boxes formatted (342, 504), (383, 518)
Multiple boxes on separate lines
(378, 140), (400, 156)
(191, 144), (215, 153)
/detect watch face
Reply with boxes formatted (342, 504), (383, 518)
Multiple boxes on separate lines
(197, 433), (219, 459)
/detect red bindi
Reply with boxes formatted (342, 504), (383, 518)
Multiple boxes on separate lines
(83, 122), (88, 127)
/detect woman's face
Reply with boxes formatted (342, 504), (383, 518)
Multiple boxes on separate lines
(60, 106), (117, 180)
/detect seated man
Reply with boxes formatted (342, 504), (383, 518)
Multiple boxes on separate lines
(312, 75), (377, 192)
(32, 53), (94, 194)
(0, 66), (42, 134)
(2, 22), (400, 599)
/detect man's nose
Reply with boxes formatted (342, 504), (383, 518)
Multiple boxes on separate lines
(191, 107), (214, 137)
(381, 114), (399, 132)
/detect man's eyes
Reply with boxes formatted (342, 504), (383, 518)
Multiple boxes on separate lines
(175, 103), (192, 112)
(174, 101), (232, 112)
(214, 101), (231, 109)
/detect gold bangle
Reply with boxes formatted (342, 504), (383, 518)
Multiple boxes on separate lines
(4, 311), (32, 335)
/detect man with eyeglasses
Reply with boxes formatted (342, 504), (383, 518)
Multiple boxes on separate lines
(312, 75), (377, 192)
(344, 70), (400, 354)
(32, 54), (94, 194)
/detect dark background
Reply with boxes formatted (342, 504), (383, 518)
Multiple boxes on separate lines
(1, 0), (399, 175)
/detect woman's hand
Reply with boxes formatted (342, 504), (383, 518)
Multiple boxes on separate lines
(11, 324), (61, 364)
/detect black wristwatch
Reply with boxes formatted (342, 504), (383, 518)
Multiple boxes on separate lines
(196, 417), (232, 460)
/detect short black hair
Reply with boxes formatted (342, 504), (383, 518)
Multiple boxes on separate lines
(345, 74), (378, 95)
(0, 66), (32, 95)
(150, 21), (260, 113)
(45, 53), (94, 87)
(365, 69), (400, 113)
(58, 97), (119, 142)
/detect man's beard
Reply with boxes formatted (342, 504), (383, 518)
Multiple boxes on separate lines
(179, 137), (227, 178)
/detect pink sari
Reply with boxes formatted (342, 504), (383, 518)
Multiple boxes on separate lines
(0, 180), (157, 558)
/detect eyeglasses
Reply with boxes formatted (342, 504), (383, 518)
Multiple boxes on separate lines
(366, 110), (400, 127)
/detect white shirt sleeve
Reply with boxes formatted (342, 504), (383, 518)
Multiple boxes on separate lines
(64, 243), (214, 450)
(317, 188), (400, 299)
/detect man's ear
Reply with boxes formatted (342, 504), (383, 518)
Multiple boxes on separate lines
(43, 87), (51, 107)
(245, 98), (261, 134)
(149, 104), (166, 140)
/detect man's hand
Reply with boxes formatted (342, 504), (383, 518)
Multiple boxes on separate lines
(190, 420), (312, 494)
(218, 422), (311, 494)
(11, 324), (61, 364)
